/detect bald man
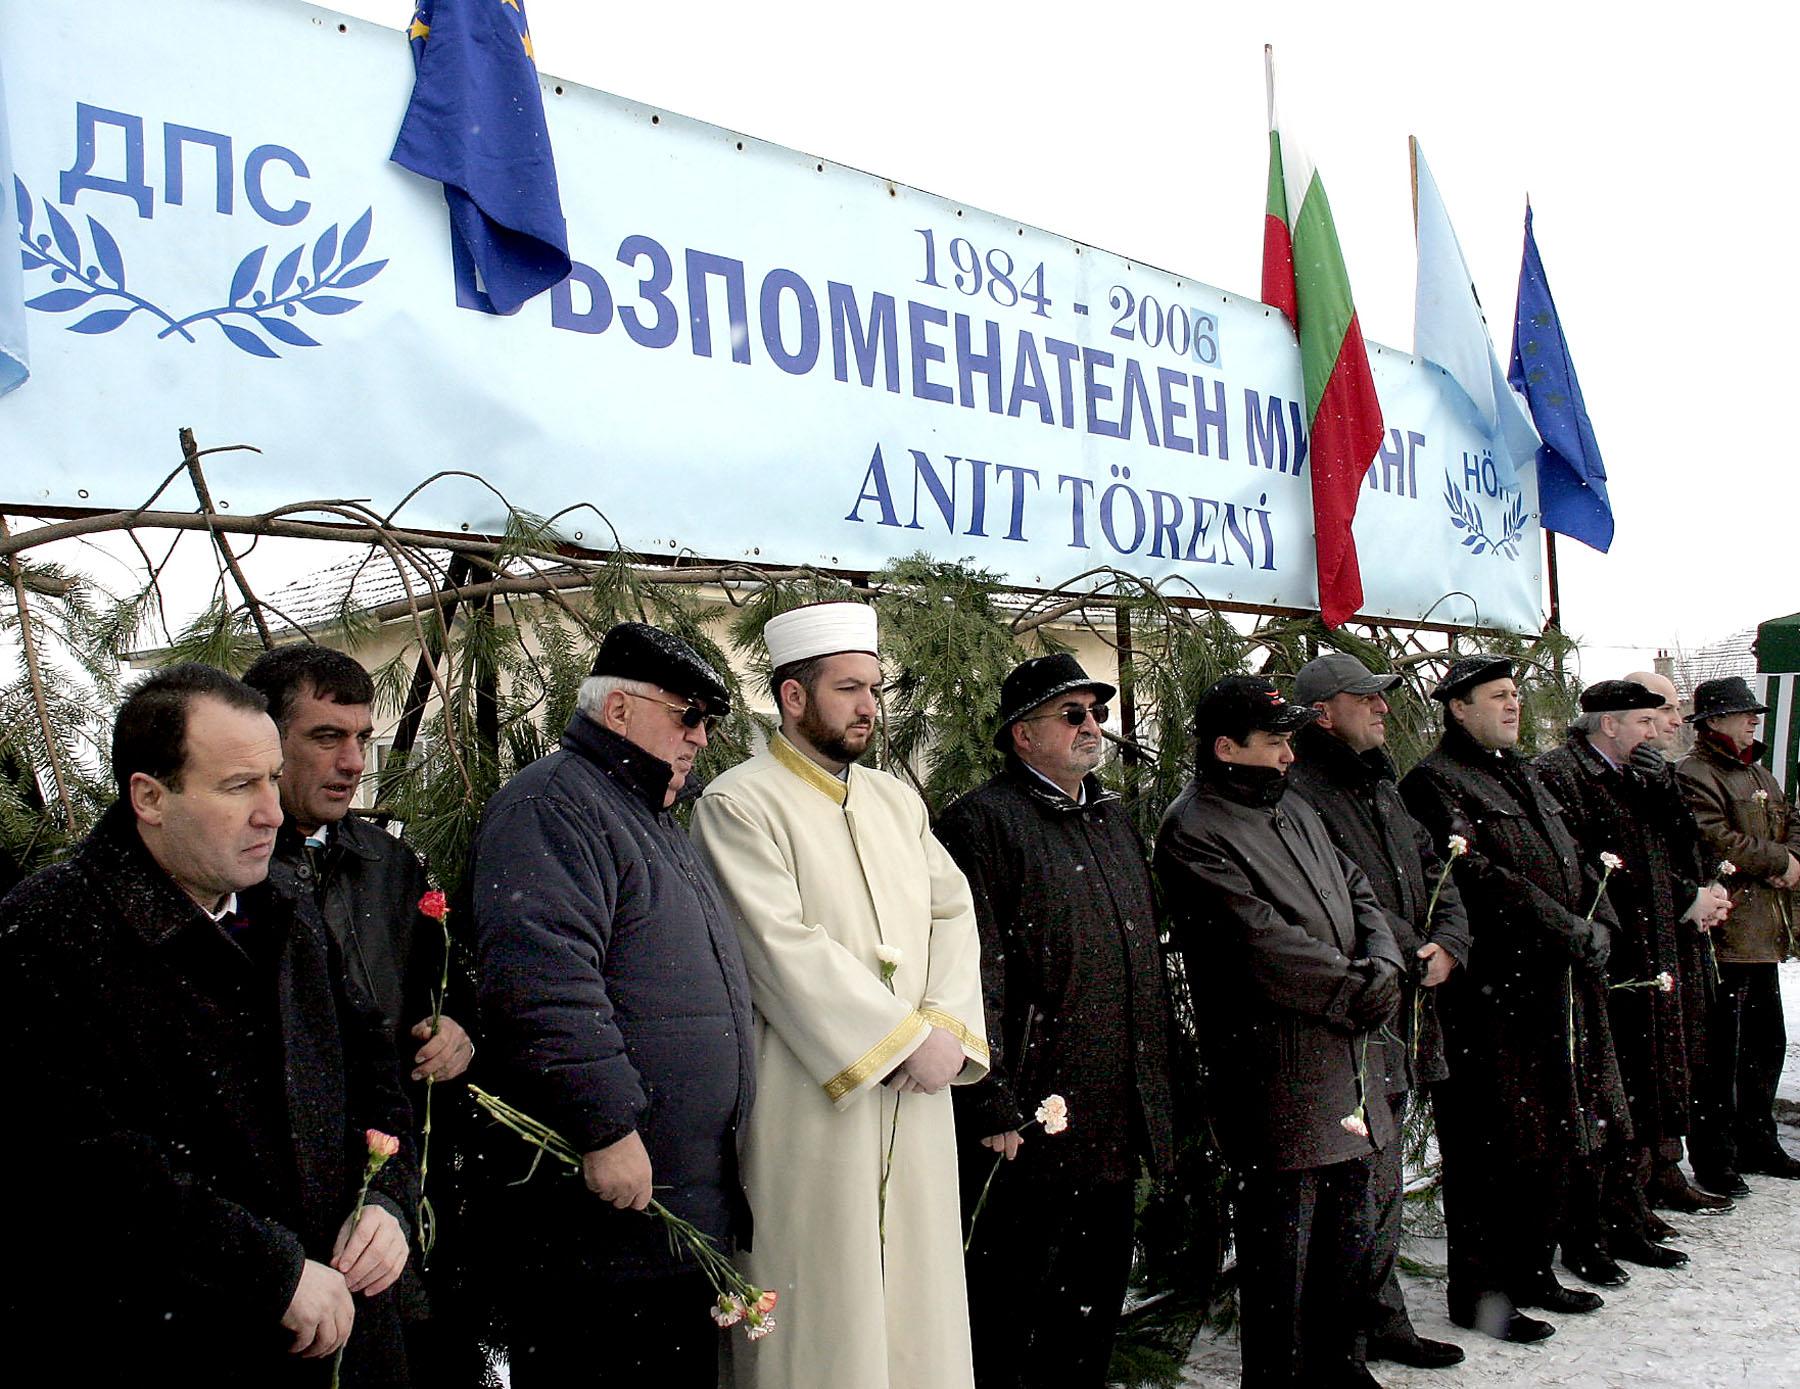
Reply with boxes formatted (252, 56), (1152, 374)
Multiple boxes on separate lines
(1627, 671), (1733, 1214)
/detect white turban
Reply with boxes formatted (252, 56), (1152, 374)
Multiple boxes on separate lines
(764, 601), (879, 668)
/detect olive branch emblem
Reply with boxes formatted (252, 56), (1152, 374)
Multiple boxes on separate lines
(14, 176), (386, 359)
(1443, 469), (1527, 560)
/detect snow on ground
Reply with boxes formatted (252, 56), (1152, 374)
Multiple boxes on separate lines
(1182, 961), (1800, 1389)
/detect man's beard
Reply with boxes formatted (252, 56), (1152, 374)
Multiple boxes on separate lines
(798, 701), (873, 764)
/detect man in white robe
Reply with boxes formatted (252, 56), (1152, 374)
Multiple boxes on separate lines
(692, 601), (989, 1389)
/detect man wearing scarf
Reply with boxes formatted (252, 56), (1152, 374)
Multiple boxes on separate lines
(1156, 675), (1402, 1389)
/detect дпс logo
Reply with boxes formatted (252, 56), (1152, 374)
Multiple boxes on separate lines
(14, 104), (387, 360)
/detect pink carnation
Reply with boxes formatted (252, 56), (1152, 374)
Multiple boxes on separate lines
(1035, 1094), (1070, 1136)
(365, 1129), (401, 1160)
(1340, 1113), (1370, 1139)
(712, 1295), (745, 1328)
(747, 1314), (777, 1341)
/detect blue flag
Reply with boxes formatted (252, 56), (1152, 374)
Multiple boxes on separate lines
(1508, 205), (1613, 553)
(390, 0), (571, 315)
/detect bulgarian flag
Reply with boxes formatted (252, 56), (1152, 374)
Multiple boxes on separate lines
(1261, 47), (1385, 629)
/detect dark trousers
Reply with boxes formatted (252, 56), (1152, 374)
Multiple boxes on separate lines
(963, 1154), (1137, 1389)
(1561, 1142), (1652, 1255)
(1690, 962), (1788, 1176)
(1430, 1077), (1567, 1304)
(507, 1270), (719, 1388)
(1363, 1091), (1415, 1344)
(1234, 1155), (1375, 1389)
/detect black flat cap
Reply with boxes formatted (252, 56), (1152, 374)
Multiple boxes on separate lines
(1195, 674), (1318, 746)
(1687, 675), (1768, 724)
(590, 622), (731, 713)
(992, 653), (1116, 750)
(1431, 655), (1515, 703)
(1579, 679), (1664, 714)
(1294, 652), (1402, 705)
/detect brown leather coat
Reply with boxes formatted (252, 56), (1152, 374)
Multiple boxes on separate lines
(1676, 734), (1799, 964)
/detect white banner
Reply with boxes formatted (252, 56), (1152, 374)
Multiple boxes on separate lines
(0, 0), (1543, 633)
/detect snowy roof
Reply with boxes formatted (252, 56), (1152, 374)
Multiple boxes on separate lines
(1672, 627), (1758, 697)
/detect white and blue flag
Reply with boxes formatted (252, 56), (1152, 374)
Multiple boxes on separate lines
(1412, 138), (1535, 491)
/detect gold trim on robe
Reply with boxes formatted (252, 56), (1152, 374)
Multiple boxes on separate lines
(921, 1007), (990, 1066)
(769, 734), (849, 806)
(824, 1008), (928, 1102)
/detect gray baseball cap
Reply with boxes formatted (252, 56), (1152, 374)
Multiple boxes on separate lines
(1293, 652), (1402, 706)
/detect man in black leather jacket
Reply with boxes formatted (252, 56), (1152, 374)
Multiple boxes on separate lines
(1157, 675), (1402, 1389)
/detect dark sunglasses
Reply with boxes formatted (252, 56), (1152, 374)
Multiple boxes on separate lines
(1023, 703), (1108, 728)
(622, 691), (722, 732)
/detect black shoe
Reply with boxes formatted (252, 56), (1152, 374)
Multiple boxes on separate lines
(1641, 1211), (1682, 1243)
(1612, 1234), (1691, 1269)
(1366, 1332), (1466, 1368)
(1651, 1181), (1734, 1214)
(1509, 1276), (1605, 1314)
(1739, 1148), (1800, 1179)
(1448, 1292), (1556, 1344)
(1561, 1247), (1631, 1287)
(1695, 1169), (1752, 1198)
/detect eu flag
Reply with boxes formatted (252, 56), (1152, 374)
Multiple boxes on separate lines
(391, 0), (571, 315)
(1507, 205), (1613, 553)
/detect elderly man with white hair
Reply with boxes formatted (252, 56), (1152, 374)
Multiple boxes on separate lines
(694, 600), (989, 1389)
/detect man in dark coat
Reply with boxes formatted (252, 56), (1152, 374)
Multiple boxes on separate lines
(936, 653), (1174, 1389)
(474, 623), (756, 1386)
(244, 644), (481, 1379)
(1400, 656), (1629, 1344)
(0, 663), (417, 1388)
(1288, 653), (1469, 1373)
(1157, 675), (1403, 1389)
(1676, 675), (1800, 1193)
(1626, 669), (1734, 1215)
(1536, 680), (1699, 1283)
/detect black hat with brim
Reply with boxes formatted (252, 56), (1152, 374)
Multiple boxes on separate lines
(1194, 674), (1319, 748)
(1579, 679), (1664, 714)
(1686, 675), (1768, 724)
(590, 622), (732, 714)
(993, 653), (1116, 750)
(1431, 655), (1515, 703)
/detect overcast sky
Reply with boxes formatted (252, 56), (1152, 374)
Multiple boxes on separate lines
(322, 0), (1797, 673)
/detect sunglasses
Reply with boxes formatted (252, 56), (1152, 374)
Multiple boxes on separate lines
(1023, 703), (1109, 728)
(622, 691), (722, 732)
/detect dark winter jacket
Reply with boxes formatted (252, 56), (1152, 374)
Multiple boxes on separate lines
(1633, 745), (1717, 1078)
(1676, 733), (1799, 964)
(0, 802), (416, 1387)
(474, 712), (756, 1281)
(1537, 732), (1692, 1141)
(1400, 721), (1631, 1161)
(1154, 766), (1403, 1172)
(936, 759), (1174, 1184)
(1288, 723), (1472, 1092)
(269, 812), (476, 1106)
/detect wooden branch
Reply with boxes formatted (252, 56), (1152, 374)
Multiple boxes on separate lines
(0, 515), (75, 828)
(180, 428), (273, 649)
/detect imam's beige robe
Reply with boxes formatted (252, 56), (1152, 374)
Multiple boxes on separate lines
(693, 734), (989, 1389)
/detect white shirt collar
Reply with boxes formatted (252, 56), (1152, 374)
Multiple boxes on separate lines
(1023, 762), (1086, 805)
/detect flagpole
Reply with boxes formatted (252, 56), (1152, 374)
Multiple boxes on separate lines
(1545, 529), (1565, 679)
(1409, 135), (1419, 235)
(1264, 44), (1276, 126)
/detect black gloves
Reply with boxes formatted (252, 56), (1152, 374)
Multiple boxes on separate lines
(1346, 959), (1403, 1031)
(1567, 919), (1611, 970)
